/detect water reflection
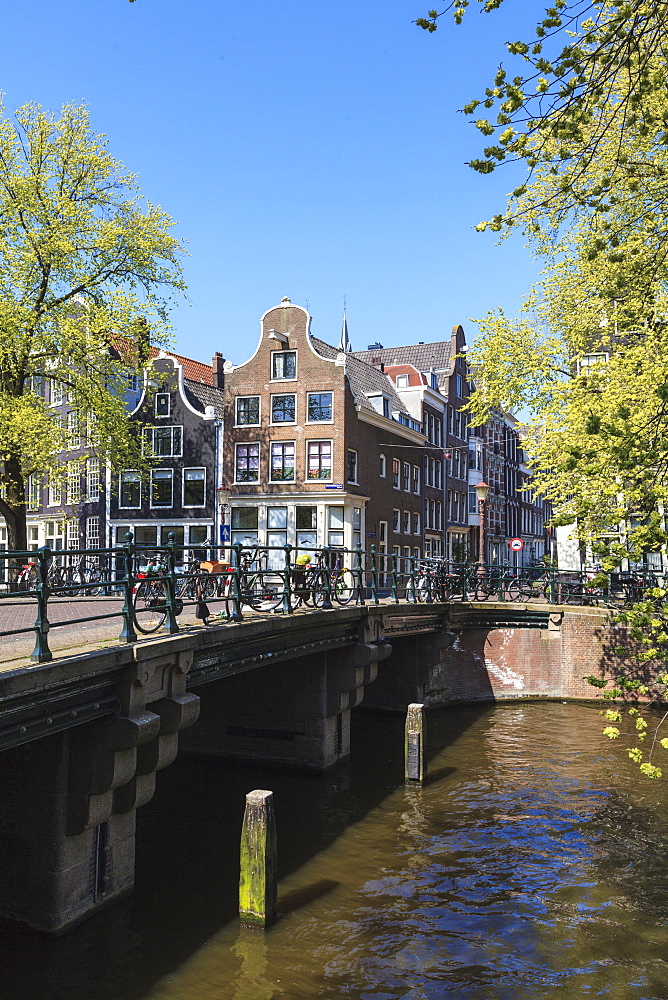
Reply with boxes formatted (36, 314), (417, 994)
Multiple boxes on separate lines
(3, 703), (668, 999)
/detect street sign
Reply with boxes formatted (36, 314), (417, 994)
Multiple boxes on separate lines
(509, 538), (524, 552)
(325, 484), (344, 489)
(220, 524), (231, 544)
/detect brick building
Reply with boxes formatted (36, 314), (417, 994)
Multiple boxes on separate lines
(221, 298), (425, 567)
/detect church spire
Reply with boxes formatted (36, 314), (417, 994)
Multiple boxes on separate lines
(338, 302), (352, 353)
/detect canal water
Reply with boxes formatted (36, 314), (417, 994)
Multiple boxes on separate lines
(3, 702), (668, 1000)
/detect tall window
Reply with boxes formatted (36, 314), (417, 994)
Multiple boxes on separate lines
(67, 462), (81, 505)
(272, 351), (296, 379)
(49, 380), (64, 405)
(183, 468), (206, 506)
(66, 411), (80, 449)
(392, 509), (400, 532)
(85, 412), (98, 447)
(413, 512), (420, 535)
(49, 475), (63, 507)
(119, 471), (141, 508)
(307, 441), (332, 480)
(402, 462), (410, 492)
(412, 466), (420, 494)
(347, 449), (358, 483)
(145, 426), (183, 457)
(151, 469), (174, 508)
(270, 442), (295, 481)
(86, 516), (100, 549)
(235, 443), (260, 482)
(307, 392), (332, 422)
(26, 475), (40, 511)
(67, 520), (79, 549)
(403, 511), (410, 534)
(327, 507), (344, 547)
(392, 458), (400, 489)
(87, 458), (100, 501)
(236, 396), (260, 425)
(271, 394), (296, 423)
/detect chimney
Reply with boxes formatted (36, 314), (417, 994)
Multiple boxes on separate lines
(212, 352), (226, 389)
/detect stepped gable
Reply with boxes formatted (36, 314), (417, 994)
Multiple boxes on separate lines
(310, 334), (405, 413)
(352, 341), (453, 390)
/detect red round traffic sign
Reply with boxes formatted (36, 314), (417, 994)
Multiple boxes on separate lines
(509, 538), (524, 552)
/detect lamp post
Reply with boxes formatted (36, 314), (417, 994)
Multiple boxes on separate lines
(217, 484), (231, 550)
(475, 481), (489, 576)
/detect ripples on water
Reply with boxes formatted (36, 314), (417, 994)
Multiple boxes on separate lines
(4, 703), (668, 1000)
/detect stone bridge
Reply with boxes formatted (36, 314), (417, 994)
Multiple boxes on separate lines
(0, 601), (616, 933)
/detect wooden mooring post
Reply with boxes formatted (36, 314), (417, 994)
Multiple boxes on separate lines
(239, 789), (278, 929)
(405, 703), (425, 784)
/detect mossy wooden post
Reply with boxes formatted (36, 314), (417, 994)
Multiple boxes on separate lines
(239, 789), (277, 929)
(405, 703), (425, 785)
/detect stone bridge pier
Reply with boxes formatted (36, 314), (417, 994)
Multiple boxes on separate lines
(0, 647), (199, 934)
(181, 638), (392, 768)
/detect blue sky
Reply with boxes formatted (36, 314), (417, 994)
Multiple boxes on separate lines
(3, 0), (541, 365)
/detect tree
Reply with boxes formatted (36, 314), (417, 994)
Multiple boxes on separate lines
(418, 0), (668, 262)
(0, 101), (185, 550)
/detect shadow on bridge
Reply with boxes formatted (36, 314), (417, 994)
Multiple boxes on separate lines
(0, 703), (489, 1000)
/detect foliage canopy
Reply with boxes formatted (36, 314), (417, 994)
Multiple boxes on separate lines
(0, 101), (185, 548)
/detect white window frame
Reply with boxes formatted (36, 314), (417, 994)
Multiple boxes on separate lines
(412, 465), (420, 494)
(403, 510), (410, 534)
(347, 449), (358, 484)
(150, 468), (174, 509)
(269, 441), (296, 483)
(155, 393), (171, 418)
(234, 441), (260, 484)
(119, 470), (142, 510)
(270, 393), (297, 425)
(306, 440), (333, 482)
(402, 462), (410, 492)
(413, 512), (421, 535)
(395, 374), (409, 388)
(183, 467), (206, 508)
(67, 462), (81, 505)
(392, 458), (400, 490)
(270, 349), (297, 381)
(144, 425), (183, 458)
(235, 395), (261, 427)
(306, 391), (333, 423)
(86, 515), (100, 549)
(87, 458), (100, 501)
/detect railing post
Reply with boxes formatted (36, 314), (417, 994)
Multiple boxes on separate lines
(354, 544), (365, 606)
(30, 545), (53, 663)
(370, 545), (379, 605)
(406, 554), (416, 603)
(498, 567), (504, 602)
(548, 563), (557, 605)
(229, 543), (243, 622)
(162, 532), (180, 634)
(461, 561), (468, 602)
(320, 546), (333, 610)
(119, 531), (138, 643)
(425, 557), (434, 603)
(391, 551), (399, 604)
(282, 544), (293, 615)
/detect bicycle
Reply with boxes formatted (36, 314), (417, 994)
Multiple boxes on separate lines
(132, 552), (183, 633)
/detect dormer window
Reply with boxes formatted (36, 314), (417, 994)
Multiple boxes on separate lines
(272, 351), (297, 379)
(396, 374), (409, 388)
(155, 393), (170, 417)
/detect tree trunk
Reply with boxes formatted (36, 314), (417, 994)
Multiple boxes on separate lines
(0, 454), (28, 588)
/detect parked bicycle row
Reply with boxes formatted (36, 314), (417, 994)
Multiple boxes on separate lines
(0, 536), (664, 663)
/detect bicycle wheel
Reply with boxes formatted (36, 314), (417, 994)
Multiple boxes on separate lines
(85, 566), (105, 596)
(133, 579), (168, 633)
(247, 572), (284, 611)
(507, 577), (522, 601)
(332, 568), (355, 605)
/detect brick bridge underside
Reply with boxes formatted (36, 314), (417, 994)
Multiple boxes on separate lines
(0, 602), (639, 933)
